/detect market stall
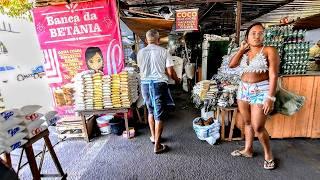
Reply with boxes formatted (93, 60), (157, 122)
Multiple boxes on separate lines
(259, 22), (320, 138)
(200, 24), (320, 139)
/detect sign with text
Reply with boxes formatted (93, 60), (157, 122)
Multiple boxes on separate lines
(32, 0), (124, 115)
(175, 9), (198, 31)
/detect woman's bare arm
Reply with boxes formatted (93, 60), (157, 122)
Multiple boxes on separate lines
(266, 46), (280, 97)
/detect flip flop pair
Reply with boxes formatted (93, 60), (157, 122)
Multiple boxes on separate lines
(231, 149), (276, 170)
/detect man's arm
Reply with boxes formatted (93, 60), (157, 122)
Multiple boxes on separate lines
(165, 51), (180, 84)
(166, 66), (180, 84)
(137, 51), (142, 67)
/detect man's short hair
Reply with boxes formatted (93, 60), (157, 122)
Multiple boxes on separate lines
(146, 29), (159, 43)
(131, 45), (135, 50)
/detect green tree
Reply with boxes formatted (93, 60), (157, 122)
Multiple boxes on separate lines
(0, 0), (33, 20)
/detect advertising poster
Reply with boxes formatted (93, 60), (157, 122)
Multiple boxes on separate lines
(32, 0), (124, 115)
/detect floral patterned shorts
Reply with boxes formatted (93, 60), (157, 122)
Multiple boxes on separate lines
(237, 80), (269, 105)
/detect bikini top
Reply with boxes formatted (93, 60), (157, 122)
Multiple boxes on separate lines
(239, 47), (269, 74)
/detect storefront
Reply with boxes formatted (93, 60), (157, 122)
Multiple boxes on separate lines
(1, 0), (320, 179)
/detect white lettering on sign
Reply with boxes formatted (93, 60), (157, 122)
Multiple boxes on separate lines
(49, 23), (102, 38)
(84, 12), (98, 21)
(176, 11), (197, 18)
(46, 15), (81, 26)
(45, 12), (101, 38)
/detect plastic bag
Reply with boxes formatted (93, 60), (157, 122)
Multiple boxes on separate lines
(273, 79), (305, 116)
(193, 117), (220, 145)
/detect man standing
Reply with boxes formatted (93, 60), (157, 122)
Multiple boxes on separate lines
(129, 45), (137, 62)
(137, 29), (179, 154)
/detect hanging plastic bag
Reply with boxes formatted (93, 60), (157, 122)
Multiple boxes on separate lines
(273, 79), (305, 116)
(185, 63), (195, 79)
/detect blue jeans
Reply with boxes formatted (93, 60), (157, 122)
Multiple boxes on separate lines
(141, 81), (174, 121)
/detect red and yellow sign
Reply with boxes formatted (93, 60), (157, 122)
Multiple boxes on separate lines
(175, 9), (198, 31)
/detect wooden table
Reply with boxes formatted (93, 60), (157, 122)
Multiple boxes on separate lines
(1, 129), (66, 180)
(23, 129), (66, 180)
(217, 106), (244, 141)
(77, 108), (130, 142)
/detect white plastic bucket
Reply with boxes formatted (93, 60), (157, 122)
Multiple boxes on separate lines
(96, 115), (113, 135)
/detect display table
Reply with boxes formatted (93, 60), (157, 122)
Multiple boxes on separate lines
(77, 108), (130, 142)
(217, 106), (244, 141)
(0, 129), (66, 180)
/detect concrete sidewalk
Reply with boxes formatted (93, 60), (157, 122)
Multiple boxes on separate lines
(13, 91), (320, 180)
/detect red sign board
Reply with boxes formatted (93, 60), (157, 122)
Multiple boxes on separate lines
(32, 0), (124, 115)
(175, 9), (198, 31)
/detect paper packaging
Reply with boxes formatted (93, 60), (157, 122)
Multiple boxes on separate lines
(0, 109), (21, 122)
(0, 144), (9, 153)
(0, 125), (25, 138)
(0, 117), (23, 131)
(25, 119), (47, 138)
(44, 111), (60, 126)
(6, 139), (28, 153)
(3, 132), (27, 146)
(22, 113), (44, 124)
(26, 125), (48, 138)
(19, 105), (42, 116)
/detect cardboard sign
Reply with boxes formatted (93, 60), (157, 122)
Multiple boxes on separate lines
(175, 9), (199, 31)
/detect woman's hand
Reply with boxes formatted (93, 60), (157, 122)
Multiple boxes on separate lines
(263, 98), (274, 115)
(240, 40), (249, 52)
(229, 40), (249, 68)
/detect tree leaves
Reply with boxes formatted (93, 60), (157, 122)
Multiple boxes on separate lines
(0, 0), (33, 21)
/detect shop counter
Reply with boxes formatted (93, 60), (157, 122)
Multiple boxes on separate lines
(265, 74), (320, 138)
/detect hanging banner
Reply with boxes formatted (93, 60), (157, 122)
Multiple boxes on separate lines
(175, 9), (199, 31)
(32, 0), (124, 115)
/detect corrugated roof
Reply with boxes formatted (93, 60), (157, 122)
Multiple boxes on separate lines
(122, 0), (320, 35)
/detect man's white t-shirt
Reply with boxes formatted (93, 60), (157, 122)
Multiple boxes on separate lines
(137, 44), (174, 83)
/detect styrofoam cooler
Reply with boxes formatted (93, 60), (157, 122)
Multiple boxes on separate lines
(96, 115), (113, 135)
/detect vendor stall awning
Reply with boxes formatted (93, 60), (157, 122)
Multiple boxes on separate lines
(294, 13), (320, 30)
(121, 17), (174, 42)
